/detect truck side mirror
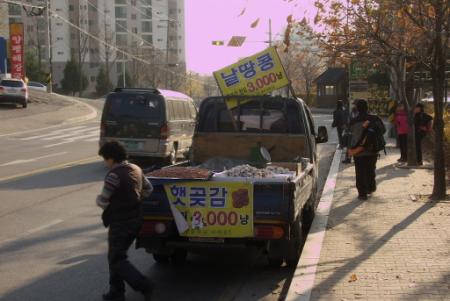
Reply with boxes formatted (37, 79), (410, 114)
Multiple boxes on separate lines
(316, 126), (328, 144)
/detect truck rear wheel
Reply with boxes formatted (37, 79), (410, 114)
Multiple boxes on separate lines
(286, 218), (304, 267)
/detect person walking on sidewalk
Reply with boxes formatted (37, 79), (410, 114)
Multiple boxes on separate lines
(348, 99), (386, 200)
(97, 141), (154, 301)
(394, 103), (409, 163)
(332, 100), (348, 149)
(342, 103), (359, 164)
(414, 103), (433, 165)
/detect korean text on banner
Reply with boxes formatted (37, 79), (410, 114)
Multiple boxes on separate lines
(164, 182), (254, 238)
(213, 47), (289, 100)
(9, 23), (24, 79)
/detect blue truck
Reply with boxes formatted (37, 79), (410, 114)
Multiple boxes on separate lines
(136, 96), (328, 266)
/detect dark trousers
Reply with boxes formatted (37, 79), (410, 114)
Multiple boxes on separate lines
(398, 134), (408, 160)
(415, 132), (425, 163)
(354, 155), (378, 196)
(108, 218), (147, 293)
(337, 127), (344, 147)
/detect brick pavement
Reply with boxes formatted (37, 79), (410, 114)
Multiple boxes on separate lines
(309, 146), (450, 301)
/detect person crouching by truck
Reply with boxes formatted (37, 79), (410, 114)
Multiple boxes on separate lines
(97, 141), (154, 301)
(347, 99), (386, 200)
(394, 103), (409, 163)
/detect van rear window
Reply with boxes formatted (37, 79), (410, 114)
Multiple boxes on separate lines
(104, 93), (162, 121)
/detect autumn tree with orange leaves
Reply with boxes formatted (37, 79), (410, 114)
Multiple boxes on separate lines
(310, 0), (448, 199)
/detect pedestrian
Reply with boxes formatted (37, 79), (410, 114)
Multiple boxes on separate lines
(97, 141), (154, 301)
(394, 103), (409, 162)
(348, 99), (386, 200)
(414, 103), (433, 165)
(332, 100), (347, 149)
(342, 103), (359, 164)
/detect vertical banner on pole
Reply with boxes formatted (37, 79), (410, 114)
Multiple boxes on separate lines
(9, 23), (24, 79)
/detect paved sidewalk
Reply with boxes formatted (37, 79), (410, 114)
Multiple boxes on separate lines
(308, 147), (450, 300)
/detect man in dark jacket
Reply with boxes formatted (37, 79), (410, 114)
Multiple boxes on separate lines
(332, 100), (348, 149)
(414, 103), (433, 165)
(348, 99), (386, 200)
(97, 141), (153, 301)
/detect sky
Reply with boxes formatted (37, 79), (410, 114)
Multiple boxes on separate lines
(185, 0), (316, 75)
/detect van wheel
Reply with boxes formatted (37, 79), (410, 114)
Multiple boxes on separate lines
(166, 149), (177, 165)
(286, 217), (304, 267)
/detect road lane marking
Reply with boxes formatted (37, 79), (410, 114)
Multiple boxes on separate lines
(43, 131), (100, 148)
(17, 126), (88, 140)
(0, 219), (64, 246)
(285, 148), (342, 301)
(0, 156), (99, 183)
(41, 127), (98, 140)
(0, 152), (67, 167)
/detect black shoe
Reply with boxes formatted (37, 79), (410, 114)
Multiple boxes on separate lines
(142, 280), (154, 301)
(342, 159), (351, 164)
(358, 194), (368, 201)
(397, 158), (406, 163)
(102, 291), (125, 301)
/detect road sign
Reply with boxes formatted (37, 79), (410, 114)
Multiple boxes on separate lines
(350, 61), (368, 80)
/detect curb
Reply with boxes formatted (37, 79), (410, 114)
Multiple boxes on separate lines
(54, 94), (98, 124)
(285, 148), (342, 301)
(0, 94), (98, 138)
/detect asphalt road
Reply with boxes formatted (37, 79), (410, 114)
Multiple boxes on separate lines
(0, 108), (337, 301)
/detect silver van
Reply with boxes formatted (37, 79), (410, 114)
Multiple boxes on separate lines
(100, 88), (197, 164)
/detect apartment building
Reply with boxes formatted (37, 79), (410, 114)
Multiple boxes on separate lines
(5, 0), (186, 95)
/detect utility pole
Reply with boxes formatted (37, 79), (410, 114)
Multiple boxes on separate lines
(165, 19), (170, 89)
(269, 18), (272, 46)
(46, 0), (53, 93)
(122, 59), (126, 87)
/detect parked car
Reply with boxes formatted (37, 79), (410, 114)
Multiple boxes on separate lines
(137, 95), (328, 267)
(100, 88), (197, 163)
(27, 81), (47, 92)
(0, 78), (28, 108)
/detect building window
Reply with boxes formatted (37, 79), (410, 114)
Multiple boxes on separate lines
(56, 37), (63, 41)
(141, 7), (152, 19)
(131, 14), (137, 20)
(141, 21), (152, 33)
(131, 0), (137, 5)
(116, 20), (127, 32)
(9, 17), (22, 24)
(8, 4), (22, 15)
(117, 62), (123, 73)
(115, 0), (127, 4)
(140, 0), (152, 6)
(142, 34), (152, 44)
(115, 6), (127, 19)
(69, 5), (74, 11)
(325, 85), (336, 96)
(116, 34), (127, 46)
(57, 51), (64, 55)
(132, 27), (138, 34)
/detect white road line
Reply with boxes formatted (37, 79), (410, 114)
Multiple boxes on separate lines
(18, 126), (88, 140)
(0, 152), (68, 167)
(41, 127), (98, 140)
(0, 219), (64, 246)
(286, 148), (342, 301)
(43, 131), (100, 148)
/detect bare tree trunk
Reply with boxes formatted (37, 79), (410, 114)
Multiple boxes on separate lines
(430, 5), (447, 199)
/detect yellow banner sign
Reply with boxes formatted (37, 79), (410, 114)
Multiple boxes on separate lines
(164, 181), (254, 238)
(213, 47), (289, 98)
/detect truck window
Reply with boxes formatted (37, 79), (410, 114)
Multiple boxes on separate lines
(188, 102), (197, 119)
(198, 98), (305, 134)
(304, 106), (316, 136)
(104, 93), (162, 122)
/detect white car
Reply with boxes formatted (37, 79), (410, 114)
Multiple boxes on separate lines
(27, 81), (47, 92)
(0, 78), (28, 108)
